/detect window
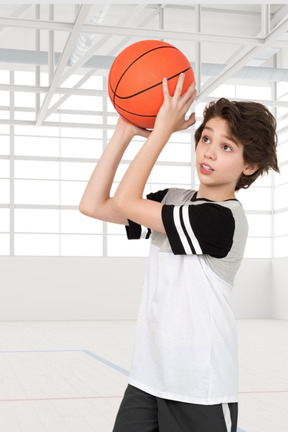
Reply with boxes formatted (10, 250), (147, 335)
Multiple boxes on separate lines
(0, 70), (286, 257)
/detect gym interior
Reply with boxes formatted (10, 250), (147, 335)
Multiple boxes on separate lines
(0, 3), (287, 431)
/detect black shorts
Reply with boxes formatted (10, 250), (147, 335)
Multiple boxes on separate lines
(113, 385), (238, 432)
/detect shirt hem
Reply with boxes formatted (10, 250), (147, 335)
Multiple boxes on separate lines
(128, 378), (238, 405)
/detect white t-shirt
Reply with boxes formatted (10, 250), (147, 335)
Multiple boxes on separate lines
(125, 188), (248, 405)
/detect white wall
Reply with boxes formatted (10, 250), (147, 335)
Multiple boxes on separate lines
(272, 258), (288, 320)
(0, 256), (280, 321)
(0, 257), (146, 321)
(232, 258), (273, 319)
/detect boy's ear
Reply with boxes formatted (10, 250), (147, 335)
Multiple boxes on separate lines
(243, 164), (259, 176)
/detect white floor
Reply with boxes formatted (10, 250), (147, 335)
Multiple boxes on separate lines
(0, 320), (287, 432)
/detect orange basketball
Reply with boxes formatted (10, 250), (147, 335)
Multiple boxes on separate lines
(108, 40), (194, 129)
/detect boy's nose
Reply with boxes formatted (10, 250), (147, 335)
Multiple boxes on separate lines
(204, 147), (216, 160)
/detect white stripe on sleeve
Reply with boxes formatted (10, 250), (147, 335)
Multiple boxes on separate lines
(173, 206), (191, 254)
(140, 227), (149, 239)
(182, 205), (202, 254)
(222, 403), (232, 432)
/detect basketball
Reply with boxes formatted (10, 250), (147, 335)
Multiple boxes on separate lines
(108, 40), (194, 129)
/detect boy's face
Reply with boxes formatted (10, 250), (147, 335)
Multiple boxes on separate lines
(195, 116), (248, 198)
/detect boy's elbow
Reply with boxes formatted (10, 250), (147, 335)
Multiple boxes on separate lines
(79, 198), (126, 222)
(79, 199), (97, 218)
(79, 201), (90, 217)
(113, 195), (141, 219)
(112, 195), (127, 216)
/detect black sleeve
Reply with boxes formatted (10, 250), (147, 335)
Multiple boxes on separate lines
(125, 189), (169, 240)
(162, 203), (235, 258)
(146, 189), (169, 203)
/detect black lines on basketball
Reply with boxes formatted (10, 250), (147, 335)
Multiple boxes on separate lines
(116, 66), (192, 100)
(107, 40), (194, 128)
(112, 46), (177, 103)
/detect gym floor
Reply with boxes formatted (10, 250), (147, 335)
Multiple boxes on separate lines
(0, 319), (287, 432)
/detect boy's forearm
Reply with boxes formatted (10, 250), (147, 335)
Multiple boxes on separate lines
(113, 128), (170, 211)
(79, 126), (132, 221)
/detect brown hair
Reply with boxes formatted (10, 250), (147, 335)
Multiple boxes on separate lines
(194, 98), (279, 190)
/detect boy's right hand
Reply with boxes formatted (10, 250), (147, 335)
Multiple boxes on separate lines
(116, 115), (151, 141)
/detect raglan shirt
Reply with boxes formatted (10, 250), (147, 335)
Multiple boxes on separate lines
(125, 188), (248, 405)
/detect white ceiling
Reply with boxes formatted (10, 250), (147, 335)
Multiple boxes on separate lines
(0, 3), (288, 127)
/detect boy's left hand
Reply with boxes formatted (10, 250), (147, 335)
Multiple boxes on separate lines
(154, 73), (197, 135)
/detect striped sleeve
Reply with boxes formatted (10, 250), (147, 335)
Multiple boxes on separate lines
(162, 203), (235, 258)
(125, 219), (151, 240)
(125, 189), (169, 240)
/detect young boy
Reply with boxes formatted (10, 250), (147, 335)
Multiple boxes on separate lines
(79, 74), (279, 432)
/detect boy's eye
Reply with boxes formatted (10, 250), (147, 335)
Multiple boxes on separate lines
(202, 136), (210, 143)
(223, 144), (232, 152)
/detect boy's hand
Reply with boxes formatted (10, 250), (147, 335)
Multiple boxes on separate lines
(116, 115), (151, 141)
(154, 73), (197, 136)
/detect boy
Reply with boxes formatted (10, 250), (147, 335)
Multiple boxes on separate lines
(79, 74), (279, 432)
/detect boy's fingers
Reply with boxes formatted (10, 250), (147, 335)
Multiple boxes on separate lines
(181, 89), (197, 116)
(180, 112), (196, 131)
(162, 77), (170, 98)
(174, 73), (185, 98)
(181, 81), (197, 104)
(188, 112), (196, 126)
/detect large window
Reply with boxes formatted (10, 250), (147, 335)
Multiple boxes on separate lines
(0, 70), (285, 257)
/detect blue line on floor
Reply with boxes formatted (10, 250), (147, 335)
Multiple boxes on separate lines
(0, 349), (129, 376)
(82, 349), (129, 376)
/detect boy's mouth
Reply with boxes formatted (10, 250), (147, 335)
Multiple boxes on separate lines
(200, 163), (214, 174)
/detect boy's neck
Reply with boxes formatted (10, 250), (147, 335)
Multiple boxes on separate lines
(197, 185), (236, 202)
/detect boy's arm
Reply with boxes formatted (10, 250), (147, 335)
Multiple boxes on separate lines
(113, 75), (196, 233)
(79, 117), (150, 224)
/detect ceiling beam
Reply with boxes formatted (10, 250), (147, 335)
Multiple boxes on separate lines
(80, 22), (288, 49)
(2, 49), (288, 83)
(1, 15), (288, 48)
(0, 118), (115, 130)
(271, 4), (288, 28)
(197, 16), (288, 102)
(0, 16), (72, 31)
(44, 6), (159, 121)
(0, 4), (32, 32)
(78, 23), (266, 46)
(0, 83), (105, 96)
(62, 4), (149, 85)
(35, 4), (92, 126)
(0, 16), (268, 46)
